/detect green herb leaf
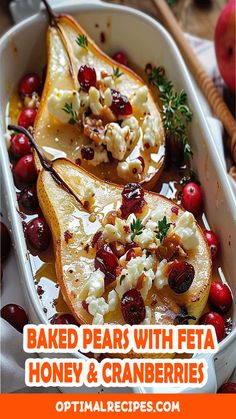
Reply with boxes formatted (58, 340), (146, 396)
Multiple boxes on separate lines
(120, 274), (126, 285)
(146, 65), (193, 162)
(113, 67), (123, 79)
(75, 34), (88, 49)
(180, 169), (201, 186)
(156, 216), (172, 243)
(130, 218), (144, 241)
(62, 102), (78, 125)
(167, 0), (175, 6)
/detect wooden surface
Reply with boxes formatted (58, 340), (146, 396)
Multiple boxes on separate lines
(0, 0), (227, 38)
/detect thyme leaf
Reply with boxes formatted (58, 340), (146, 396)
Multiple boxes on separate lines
(62, 102), (79, 125)
(75, 34), (88, 49)
(146, 66), (193, 162)
(130, 218), (144, 241)
(113, 67), (123, 79)
(156, 216), (172, 243)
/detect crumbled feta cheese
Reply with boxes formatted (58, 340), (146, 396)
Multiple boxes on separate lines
(121, 116), (139, 142)
(103, 213), (135, 244)
(134, 228), (154, 248)
(92, 312), (104, 325)
(103, 88), (113, 107)
(102, 75), (115, 89)
(140, 269), (155, 300)
(174, 211), (199, 250)
(48, 88), (80, 124)
(79, 145), (108, 167)
(86, 295), (109, 325)
(154, 259), (169, 290)
(80, 90), (90, 109)
(108, 290), (119, 312)
(131, 86), (149, 114)
(142, 115), (157, 148)
(145, 219), (158, 232)
(117, 158), (143, 181)
(89, 87), (103, 116)
(115, 253), (154, 300)
(87, 269), (105, 298)
(142, 306), (152, 325)
(149, 207), (165, 223)
(104, 123), (129, 160)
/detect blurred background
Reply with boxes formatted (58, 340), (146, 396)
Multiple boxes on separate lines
(0, 0), (229, 39)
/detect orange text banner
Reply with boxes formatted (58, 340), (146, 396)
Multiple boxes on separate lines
(0, 394), (235, 419)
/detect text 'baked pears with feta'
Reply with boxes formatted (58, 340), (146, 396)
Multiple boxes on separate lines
(35, 0), (165, 189)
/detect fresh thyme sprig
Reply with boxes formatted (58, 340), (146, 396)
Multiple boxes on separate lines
(156, 216), (172, 243)
(180, 169), (201, 186)
(62, 102), (78, 125)
(130, 218), (144, 241)
(75, 34), (88, 49)
(113, 67), (123, 79)
(147, 66), (193, 161)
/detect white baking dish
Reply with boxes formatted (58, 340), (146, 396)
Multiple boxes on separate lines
(0, 0), (235, 394)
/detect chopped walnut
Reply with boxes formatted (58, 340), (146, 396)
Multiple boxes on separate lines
(83, 115), (105, 145)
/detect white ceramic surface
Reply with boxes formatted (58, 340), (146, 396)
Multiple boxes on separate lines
(0, 0), (236, 394)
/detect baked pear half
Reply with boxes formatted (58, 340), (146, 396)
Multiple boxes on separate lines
(37, 158), (211, 333)
(35, 1), (165, 189)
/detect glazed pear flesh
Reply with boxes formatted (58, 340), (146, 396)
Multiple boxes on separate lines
(37, 159), (211, 331)
(34, 14), (165, 189)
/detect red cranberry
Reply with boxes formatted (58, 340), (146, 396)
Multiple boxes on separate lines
(10, 133), (31, 160)
(209, 281), (232, 313)
(18, 108), (37, 129)
(110, 89), (132, 116)
(81, 146), (94, 160)
(171, 206), (179, 215)
(120, 183), (146, 218)
(0, 222), (11, 262)
(18, 185), (39, 214)
(199, 311), (225, 342)
(95, 243), (118, 280)
(50, 313), (78, 325)
(1, 304), (28, 333)
(121, 288), (146, 325)
(218, 382), (236, 393)
(78, 65), (97, 91)
(181, 182), (202, 215)
(168, 261), (195, 294)
(26, 216), (51, 252)
(18, 72), (41, 97)
(13, 154), (37, 187)
(126, 248), (136, 261)
(203, 230), (219, 260)
(91, 231), (103, 247)
(113, 51), (128, 66)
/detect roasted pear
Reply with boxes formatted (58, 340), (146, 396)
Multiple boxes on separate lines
(8, 124), (211, 358)
(34, 0), (165, 189)
(36, 159), (211, 328)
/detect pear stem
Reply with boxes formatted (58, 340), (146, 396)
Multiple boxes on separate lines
(8, 124), (84, 207)
(41, 0), (58, 27)
(8, 124), (52, 171)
